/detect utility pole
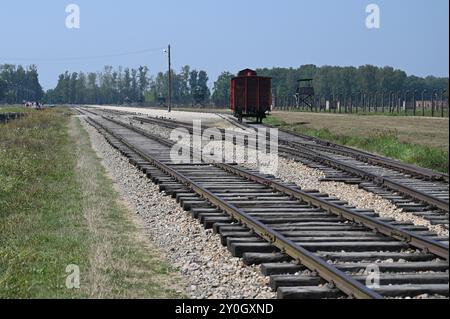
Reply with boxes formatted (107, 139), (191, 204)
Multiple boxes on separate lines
(167, 44), (172, 113)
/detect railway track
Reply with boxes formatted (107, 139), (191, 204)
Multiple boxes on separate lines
(246, 122), (449, 228)
(218, 115), (449, 217)
(78, 108), (449, 299)
(96, 109), (448, 229)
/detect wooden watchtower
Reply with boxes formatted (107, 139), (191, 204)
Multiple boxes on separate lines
(295, 78), (315, 109)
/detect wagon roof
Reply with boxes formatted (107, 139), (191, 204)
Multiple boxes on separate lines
(233, 68), (272, 80)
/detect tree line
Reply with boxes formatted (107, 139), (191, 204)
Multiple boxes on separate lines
(44, 65), (211, 106)
(209, 65), (449, 106)
(45, 66), (150, 105)
(255, 65), (449, 100)
(0, 64), (44, 104)
(1, 63), (448, 106)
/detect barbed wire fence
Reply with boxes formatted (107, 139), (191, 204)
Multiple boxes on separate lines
(273, 89), (449, 117)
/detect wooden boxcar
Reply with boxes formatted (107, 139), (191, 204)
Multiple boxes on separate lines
(230, 69), (272, 123)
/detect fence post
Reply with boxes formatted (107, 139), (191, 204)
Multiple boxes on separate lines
(388, 91), (392, 113)
(422, 90), (426, 116)
(432, 89), (437, 117)
(372, 92), (376, 113)
(345, 94), (348, 113)
(413, 90), (417, 116)
(350, 94), (353, 114)
(405, 90), (409, 115)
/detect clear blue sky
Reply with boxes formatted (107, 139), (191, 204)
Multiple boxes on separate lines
(0, 0), (448, 89)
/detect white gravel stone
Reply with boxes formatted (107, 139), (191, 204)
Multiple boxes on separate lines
(80, 117), (275, 299)
(89, 105), (223, 125)
(270, 158), (448, 237)
(127, 118), (448, 237)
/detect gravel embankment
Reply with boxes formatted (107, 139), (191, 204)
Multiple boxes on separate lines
(266, 159), (449, 237)
(125, 117), (448, 237)
(89, 105), (223, 125)
(80, 117), (275, 299)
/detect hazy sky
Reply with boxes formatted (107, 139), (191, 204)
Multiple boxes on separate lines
(0, 0), (448, 89)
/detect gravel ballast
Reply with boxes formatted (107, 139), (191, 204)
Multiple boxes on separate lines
(89, 105), (223, 125)
(123, 115), (448, 237)
(80, 117), (275, 299)
(267, 158), (449, 237)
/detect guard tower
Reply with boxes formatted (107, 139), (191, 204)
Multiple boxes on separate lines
(295, 78), (315, 109)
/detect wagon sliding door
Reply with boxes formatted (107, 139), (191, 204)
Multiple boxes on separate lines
(259, 78), (271, 112)
(246, 77), (259, 115)
(234, 78), (246, 114)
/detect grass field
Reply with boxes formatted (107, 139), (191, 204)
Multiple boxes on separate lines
(0, 108), (184, 298)
(278, 108), (449, 118)
(265, 112), (449, 173)
(0, 105), (34, 113)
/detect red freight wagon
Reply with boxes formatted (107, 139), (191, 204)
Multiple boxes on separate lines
(230, 69), (272, 123)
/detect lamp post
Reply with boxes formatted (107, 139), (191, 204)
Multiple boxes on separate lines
(164, 44), (172, 113)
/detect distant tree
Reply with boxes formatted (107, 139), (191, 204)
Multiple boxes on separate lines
(0, 79), (6, 101)
(41, 64), (449, 106)
(138, 66), (149, 102)
(253, 64), (448, 98)
(197, 70), (210, 101)
(122, 68), (131, 101)
(27, 65), (44, 101)
(154, 71), (167, 101)
(75, 72), (87, 104)
(87, 73), (98, 104)
(131, 68), (138, 102)
(178, 65), (190, 104)
(44, 65), (152, 105)
(211, 71), (234, 106)
(0, 64), (44, 103)
(69, 72), (78, 104)
(189, 70), (198, 97)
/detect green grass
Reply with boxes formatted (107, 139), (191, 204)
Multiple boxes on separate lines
(0, 105), (34, 113)
(0, 109), (87, 298)
(264, 116), (449, 173)
(278, 108), (449, 118)
(0, 109), (185, 298)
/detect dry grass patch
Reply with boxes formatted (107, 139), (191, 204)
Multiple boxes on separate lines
(0, 109), (185, 298)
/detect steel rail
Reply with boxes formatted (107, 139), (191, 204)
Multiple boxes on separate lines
(97, 108), (446, 182)
(91, 112), (449, 260)
(279, 143), (449, 213)
(270, 125), (449, 182)
(136, 114), (448, 184)
(290, 139), (448, 181)
(216, 163), (449, 260)
(85, 115), (384, 299)
(133, 114), (449, 213)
